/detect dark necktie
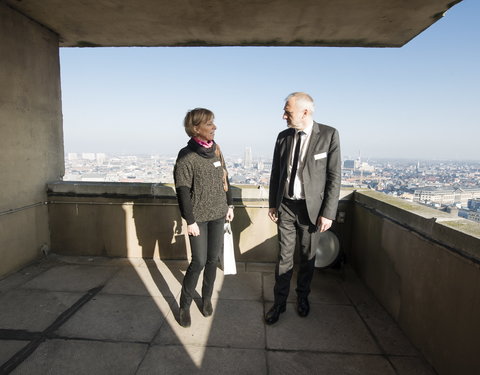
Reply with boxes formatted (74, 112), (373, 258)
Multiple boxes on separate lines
(288, 131), (304, 197)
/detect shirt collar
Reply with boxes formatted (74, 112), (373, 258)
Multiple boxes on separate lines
(296, 121), (314, 136)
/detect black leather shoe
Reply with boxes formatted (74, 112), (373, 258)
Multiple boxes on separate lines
(202, 299), (213, 317)
(297, 297), (310, 317)
(179, 308), (191, 327)
(265, 304), (286, 325)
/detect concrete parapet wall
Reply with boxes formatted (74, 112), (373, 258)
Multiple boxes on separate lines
(351, 190), (480, 375)
(0, 3), (63, 277)
(47, 182), (279, 261)
(46, 182), (353, 264)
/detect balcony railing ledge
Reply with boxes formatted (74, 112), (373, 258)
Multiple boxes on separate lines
(353, 189), (480, 264)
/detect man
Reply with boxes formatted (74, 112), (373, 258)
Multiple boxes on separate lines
(265, 92), (341, 325)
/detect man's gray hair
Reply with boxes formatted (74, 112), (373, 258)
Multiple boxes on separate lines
(285, 92), (315, 113)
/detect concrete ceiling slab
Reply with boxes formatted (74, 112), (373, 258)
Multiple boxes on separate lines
(5, 0), (462, 48)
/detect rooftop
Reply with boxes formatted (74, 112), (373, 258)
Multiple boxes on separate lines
(0, 255), (435, 374)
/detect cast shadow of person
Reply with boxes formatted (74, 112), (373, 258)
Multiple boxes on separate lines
(229, 185), (279, 260)
(132, 183), (189, 315)
(215, 185), (279, 302)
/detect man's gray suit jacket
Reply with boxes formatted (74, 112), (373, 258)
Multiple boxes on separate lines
(269, 121), (342, 224)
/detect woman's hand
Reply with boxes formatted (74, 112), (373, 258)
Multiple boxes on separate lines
(226, 207), (234, 222)
(187, 223), (200, 236)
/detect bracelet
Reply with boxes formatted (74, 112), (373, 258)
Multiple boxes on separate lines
(228, 205), (235, 210)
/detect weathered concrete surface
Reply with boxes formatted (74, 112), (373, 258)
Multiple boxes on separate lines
(0, 3), (64, 277)
(0, 255), (435, 374)
(46, 182), (353, 263)
(351, 190), (480, 375)
(4, 0), (462, 47)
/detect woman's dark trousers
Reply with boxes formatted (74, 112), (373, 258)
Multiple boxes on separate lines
(180, 216), (225, 309)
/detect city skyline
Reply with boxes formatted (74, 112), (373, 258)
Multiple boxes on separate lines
(64, 152), (480, 224)
(60, 1), (479, 161)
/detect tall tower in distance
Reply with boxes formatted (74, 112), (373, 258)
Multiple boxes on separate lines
(244, 146), (252, 169)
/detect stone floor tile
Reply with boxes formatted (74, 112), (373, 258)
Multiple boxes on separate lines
(218, 262), (247, 273)
(0, 256), (436, 375)
(185, 267), (262, 301)
(20, 264), (119, 293)
(266, 302), (381, 354)
(56, 294), (173, 342)
(342, 272), (419, 356)
(137, 345), (267, 374)
(245, 262), (275, 273)
(10, 339), (147, 375)
(139, 258), (189, 272)
(101, 263), (182, 298)
(0, 340), (27, 366)
(389, 356), (437, 375)
(53, 254), (142, 267)
(0, 289), (82, 331)
(0, 260), (55, 294)
(268, 352), (396, 375)
(263, 270), (350, 305)
(213, 271), (263, 301)
(154, 299), (265, 349)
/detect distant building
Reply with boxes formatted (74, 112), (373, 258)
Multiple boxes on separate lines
(81, 173), (106, 182)
(96, 153), (106, 164)
(413, 187), (480, 207)
(244, 147), (252, 169)
(359, 162), (375, 173)
(257, 159), (264, 171)
(343, 160), (355, 169)
(81, 153), (96, 161)
(468, 211), (480, 222)
(467, 198), (480, 211)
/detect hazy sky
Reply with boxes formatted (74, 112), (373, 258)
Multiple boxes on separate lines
(60, 1), (479, 161)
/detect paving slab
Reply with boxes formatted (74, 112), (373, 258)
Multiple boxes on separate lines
(154, 299), (265, 349)
(180, 266), (263, 301)
(10, 339), (147, 375)
(245, 262), (275, 273)
(56, 294), (173, 342)
(0, 340), (27, 366)
(389, 356), (437, 375)
(0, 256), (436, 375)
(0, 289), (83, 331)
(53, 254), (145, 267)
(0, 259), (56, 294)
(137, 345), (267, 374)
(268, 352), (396, 375)
(213, 270), (263, 301)
(139, 258), (189, 272)
(20, 264), (119, 293)
(265, 302), (381, 354)
(263, 271), (350, 305)
(342, 269), (419, 356)
(101, 263), (182, 298)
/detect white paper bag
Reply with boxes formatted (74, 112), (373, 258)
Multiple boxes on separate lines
(222, 222), (237, 275)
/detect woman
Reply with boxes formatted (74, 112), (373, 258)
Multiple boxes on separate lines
(174, 108), (234, 327)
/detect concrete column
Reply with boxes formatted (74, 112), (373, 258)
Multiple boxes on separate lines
(0, 3), (64, 277)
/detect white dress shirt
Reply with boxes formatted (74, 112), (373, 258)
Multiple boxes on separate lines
(284, 121), (314, 200)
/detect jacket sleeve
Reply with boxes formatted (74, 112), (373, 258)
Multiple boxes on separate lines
(320, 129), (341, 220)
(225, 178), (233, 206)
(173, 157), (196, 225)
(269, 135), (282, 209)
(176, 186), (195, 225)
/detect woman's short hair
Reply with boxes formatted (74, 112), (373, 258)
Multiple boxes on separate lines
(286, 92), (315, 113)
(183, 108), (214, 137)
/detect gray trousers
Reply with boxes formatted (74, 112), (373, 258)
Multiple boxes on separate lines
(274, 198), (317, 306)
